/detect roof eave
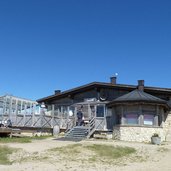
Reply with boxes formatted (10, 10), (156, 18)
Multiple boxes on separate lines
(107, 100), (167, 107)
(37, 82), (171, 103)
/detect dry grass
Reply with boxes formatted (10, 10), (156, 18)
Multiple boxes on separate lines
(0, 135), (52, 143)
(0, 146), (17, 165)
(86, 144), (136, 159)
(48, 143), (136, 165)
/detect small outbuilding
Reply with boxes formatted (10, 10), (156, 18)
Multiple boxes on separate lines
(108, 80), (171, 142)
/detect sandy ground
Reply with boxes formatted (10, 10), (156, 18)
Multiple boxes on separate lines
(0, 137), (171, 171)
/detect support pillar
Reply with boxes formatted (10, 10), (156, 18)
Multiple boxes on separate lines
(51, 104), (55, 128)
(23, 102), (27, 126)
(155, 106), (159, 126)
(9, 96), (12, 120)
(139, 105), (143, 125)
(121, 106), (125, 125)
(32, 103), (36, 127)
(15, 100), (18, 126)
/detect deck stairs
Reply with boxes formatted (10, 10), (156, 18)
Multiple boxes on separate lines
(65, 116), (96, 139)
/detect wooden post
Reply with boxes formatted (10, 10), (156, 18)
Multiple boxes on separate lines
(161, 108), (165, 127)
(104, 104), (107, 130)
(60, 106), (63, 128)
(88, 103), (91, 119)
(3, 96), (7, 116)
(29, 103), (32, 115)
(51, 104), (55, 128)
(74, 106), (77, 126)
(9, 96), (12, 120)
(15, 100), (18, 126)
(121, 106), (124, 125)
(155, 106), (159, 126)
(40, 106), (43, 128)
(66, 106), (69, 128)
(23, 102), (27, 126)
(32, 103), (36, 127)
(20, 101), (23, 114)
(57, 108), (60, 117)
(139, 105), (143, 125)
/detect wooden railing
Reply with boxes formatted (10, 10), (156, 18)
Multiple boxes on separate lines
(65, 118), (76, 133)
(87, 116), (96, 138)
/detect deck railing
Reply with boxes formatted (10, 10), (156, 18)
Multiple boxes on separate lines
(87, 116), (96, 138)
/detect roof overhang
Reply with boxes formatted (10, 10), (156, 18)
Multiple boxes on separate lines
(37, 82), (171, 103)
(107, 100), (170, 111)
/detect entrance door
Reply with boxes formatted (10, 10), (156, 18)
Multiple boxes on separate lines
(95, 104), (106, 130)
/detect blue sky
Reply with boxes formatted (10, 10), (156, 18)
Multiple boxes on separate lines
(0, 0), (171, 100)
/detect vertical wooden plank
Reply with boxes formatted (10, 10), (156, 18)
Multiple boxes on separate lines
(121, 106), (124, 125)
(51, 104), (55, 128)
(32, 103), (36, 127)
(23, 101), (27, 126)
(104, 104), (107, 130)
(155, 105), (159, 126)
(3, 96), (7, 116)
(40, 105), (43, 128)
(139, 105), (143, 125)
(20, 101), (23, 114)
(2, 97), (5, 120)
(160, 107), (164, 127)
(9, 96), (12, 120)
(14, 98), (18, 125)
(67, 106), (69, 125)
(73, 106), (77, 126)
(60, 106), (63, 128)
(30, 103), (32, 115)
(15, 99), (18, 126)
(88, 103), (91, 119)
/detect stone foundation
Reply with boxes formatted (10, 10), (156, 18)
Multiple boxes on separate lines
(113, 126), (165, 142)
(113, 112), (171, 143)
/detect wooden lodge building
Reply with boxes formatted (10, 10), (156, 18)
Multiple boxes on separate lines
(37, 77), (171, 142)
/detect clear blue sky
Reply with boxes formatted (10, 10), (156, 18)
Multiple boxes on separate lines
(0, 0), (171, 100)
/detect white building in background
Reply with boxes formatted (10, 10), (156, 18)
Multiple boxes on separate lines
(0, 94), (40, 116)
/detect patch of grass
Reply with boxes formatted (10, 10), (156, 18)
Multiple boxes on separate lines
(88, 156), (97, 163)
(48, 143), (136, 165)
(86, 144), (136, 159)
(0, 135), (52, 143)
(32, 135), (52, 140)
(0, 137), (31, 143)
(0, 146), (16, 165)
(49, 143), (82, 155)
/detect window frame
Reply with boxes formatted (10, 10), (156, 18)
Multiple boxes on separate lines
(96, 104), (105, 118)
(125, 112), (139, 125)
(143, 114), (155, 126)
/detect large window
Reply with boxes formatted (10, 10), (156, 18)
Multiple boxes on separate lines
(142, 106), (156, 126)
(144, 114), (154, 125)
(96, 105), (105, 117)
(125, 113), (138, 125)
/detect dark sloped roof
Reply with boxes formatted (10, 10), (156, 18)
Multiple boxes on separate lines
(109, 89), (167, 105)
(37, 81), (171, 103)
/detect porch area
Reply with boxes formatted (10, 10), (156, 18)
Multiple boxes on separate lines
(46, 100), (110, 139)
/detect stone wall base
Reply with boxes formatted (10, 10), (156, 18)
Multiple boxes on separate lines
(113, 126), (165, 143)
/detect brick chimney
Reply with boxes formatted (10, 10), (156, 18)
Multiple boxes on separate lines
(54, 90), (61, 95)
(138, 80), (144, 91)
(110, 77), (117, 84)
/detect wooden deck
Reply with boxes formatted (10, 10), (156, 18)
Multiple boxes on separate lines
(0, 127), (12, 134)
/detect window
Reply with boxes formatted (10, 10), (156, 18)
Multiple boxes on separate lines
(142, 108), (155, 126)
(96, 105), (105, 117)
(144, 114), (154, 125)
(125, 113), (138, 124)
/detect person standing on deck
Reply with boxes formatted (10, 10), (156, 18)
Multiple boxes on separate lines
(77, 108), (83, 126)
